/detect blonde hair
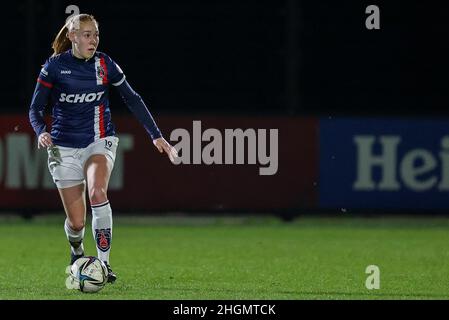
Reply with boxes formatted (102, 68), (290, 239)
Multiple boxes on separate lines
(51, 14), (98, 56)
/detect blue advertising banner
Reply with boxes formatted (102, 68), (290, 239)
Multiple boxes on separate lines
(319, 118), (449, 210)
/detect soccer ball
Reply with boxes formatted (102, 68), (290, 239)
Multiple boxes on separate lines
(66, 256), (108, 293)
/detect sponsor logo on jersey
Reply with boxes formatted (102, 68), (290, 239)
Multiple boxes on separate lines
(60, 70), (72, 74)
(59, 91), (105, 103)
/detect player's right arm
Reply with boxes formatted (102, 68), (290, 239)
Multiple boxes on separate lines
(29, 59), (55, 149)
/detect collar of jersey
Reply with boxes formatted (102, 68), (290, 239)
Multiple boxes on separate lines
(69, 49), (96, 63)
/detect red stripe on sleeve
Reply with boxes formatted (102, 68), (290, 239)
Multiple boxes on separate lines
(37, 78), (53, 88)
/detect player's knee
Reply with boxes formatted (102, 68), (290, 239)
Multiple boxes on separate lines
(68, 219), (85, 232)
(89, 186), (108, 204)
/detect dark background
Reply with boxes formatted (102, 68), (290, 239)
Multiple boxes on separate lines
(3, 0), (449, 117)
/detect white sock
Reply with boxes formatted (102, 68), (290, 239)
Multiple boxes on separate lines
(64, 219), (85, 256)
(91, 200), (113, 264)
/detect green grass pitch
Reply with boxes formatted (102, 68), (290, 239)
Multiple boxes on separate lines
(1, 214), (449, 300)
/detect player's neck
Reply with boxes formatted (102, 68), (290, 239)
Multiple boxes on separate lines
(71, 48), (92, 62)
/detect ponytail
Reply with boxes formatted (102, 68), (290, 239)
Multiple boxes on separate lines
(51, 24), (71, 56)
(51, 14), (98, 57)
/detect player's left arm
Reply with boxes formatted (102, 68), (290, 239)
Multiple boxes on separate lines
(107, 55), (177, 163)
(116, 79), (178, 162)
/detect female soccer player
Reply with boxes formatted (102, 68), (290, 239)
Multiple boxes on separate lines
(28, 14), (177, 283)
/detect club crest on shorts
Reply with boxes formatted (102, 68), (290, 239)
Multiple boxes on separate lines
(95, 228), (111, 252)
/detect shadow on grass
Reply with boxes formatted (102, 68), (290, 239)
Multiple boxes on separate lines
(277, 290), (449, 299)
(156, 286), (449, 299)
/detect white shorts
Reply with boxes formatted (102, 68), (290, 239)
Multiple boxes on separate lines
(47, 137), (119, 189)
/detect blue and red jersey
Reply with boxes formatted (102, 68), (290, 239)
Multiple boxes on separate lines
(29, 49), (162, 148)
